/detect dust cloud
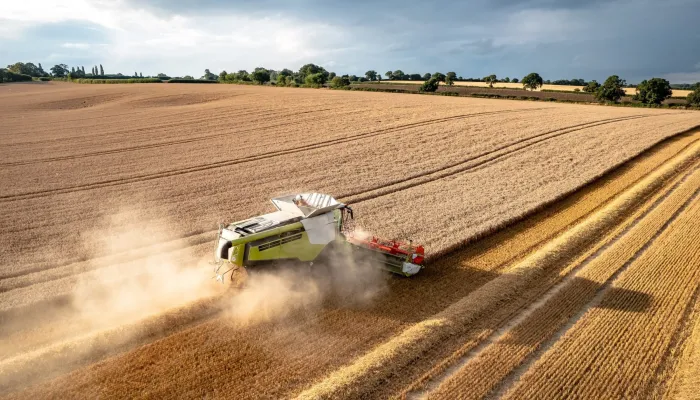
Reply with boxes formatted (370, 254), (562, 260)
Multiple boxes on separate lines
(224, 226), (389, 326)
(71, 208), (223, 331)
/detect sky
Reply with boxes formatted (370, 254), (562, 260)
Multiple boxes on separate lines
(2, 0), (699, 83)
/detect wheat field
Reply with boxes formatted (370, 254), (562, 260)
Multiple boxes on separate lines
(1, 82), (699, 399)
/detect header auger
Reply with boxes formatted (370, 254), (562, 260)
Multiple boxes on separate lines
(212, 193), (425, 283)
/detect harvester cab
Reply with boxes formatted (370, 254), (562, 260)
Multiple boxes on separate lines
(212, 193), (424, 283)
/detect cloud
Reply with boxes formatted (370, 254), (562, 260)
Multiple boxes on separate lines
(61, 43), (91, 49)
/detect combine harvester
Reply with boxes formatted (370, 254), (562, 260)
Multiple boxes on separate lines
(213, 193), (425, 283)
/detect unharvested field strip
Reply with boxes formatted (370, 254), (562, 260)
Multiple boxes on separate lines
(0, 108), (544, 202)
(649, 275), (700, 399)
(502, 199), (700, 399)
(0, 107), (338, 166)
(664, 298), (700, 399)
(342, 114), (650, 203)
(293, 141), (700, 399)
(422, 164), (700, 400)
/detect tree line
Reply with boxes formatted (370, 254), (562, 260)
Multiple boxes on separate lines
(3, 60), (699, 106)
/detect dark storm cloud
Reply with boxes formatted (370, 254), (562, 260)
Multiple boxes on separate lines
(119, 0), (699, 81)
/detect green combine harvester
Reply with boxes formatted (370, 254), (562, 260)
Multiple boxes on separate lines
(212, 193), (425, 283)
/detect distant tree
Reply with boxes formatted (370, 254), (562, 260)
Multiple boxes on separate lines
(251, 68), (271, 84)
(511, 78), (519, 83)
(305, 72), (326, 87)
(365, 70), (377, 81)
(504, 77), (510, 83)
(595, 75), (626, 103)
(330, 75), (351, 88)
(419, 77), (440, 93)
(183, 75), (194, 80)
(445, 72), (457, 86)
(583, 80), (600, 93)
(391, 70), (405, 80)
(139, 72), (143, 78)
(376, 74), (382, 82)
(99, 64), (104, 75)
(50, 64), (68, 77)
(81, 66), (85, 74)
(634, 78), (672, 105)
(298, 63), (327, 81)
(156, 73), (170, 79)
(385, 71), (392, 80)
(687, 86), (700, 106)
(422, 73), (431, 80)
(7, 62), (43, 77)
(219, 70), (228, 81)
(201, 69), (217, 80)
(431, 72), (446, 82)
(521, 73), (543, 91)
(71, 67), (76, 74)
(234, 70), (250, 81)
(483, 74), (497, 88)
(328, 72), (336, 79)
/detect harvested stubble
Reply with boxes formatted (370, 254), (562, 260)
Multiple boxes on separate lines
(1, 83), (700, 399)
(427, 162), (700, 400)
(502, 199), (700, 399)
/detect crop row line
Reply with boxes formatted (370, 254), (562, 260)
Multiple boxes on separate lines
(344, 114), (651, 204)
(504, 198), (700, 398)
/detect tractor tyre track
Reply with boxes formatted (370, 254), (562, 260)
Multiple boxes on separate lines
(344, 114), (655, 204)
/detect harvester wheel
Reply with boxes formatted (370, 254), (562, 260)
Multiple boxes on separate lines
(229, 267), (249, 289)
